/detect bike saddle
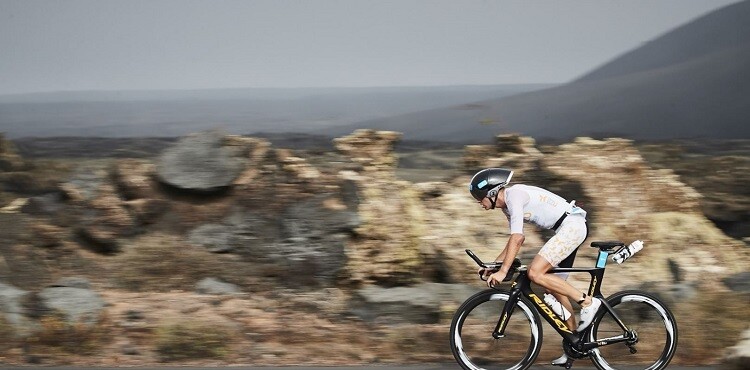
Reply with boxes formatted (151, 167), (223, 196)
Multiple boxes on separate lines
(590, 241), (624, 251)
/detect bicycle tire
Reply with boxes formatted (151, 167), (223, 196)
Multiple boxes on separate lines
(587, 290), (678, 370)
(450, 289), (543, 370)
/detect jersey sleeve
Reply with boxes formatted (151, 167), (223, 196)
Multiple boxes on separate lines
(505, 187), (530, 234)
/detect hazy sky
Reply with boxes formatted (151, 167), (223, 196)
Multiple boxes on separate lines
(0, 0), (742, 95)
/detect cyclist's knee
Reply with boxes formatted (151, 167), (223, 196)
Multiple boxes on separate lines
(527, 266), (547, 282)
(528, 257), (553, 283)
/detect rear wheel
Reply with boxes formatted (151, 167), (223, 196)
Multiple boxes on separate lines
(587, 291), (677, 370)
(450, 289), (542, 370)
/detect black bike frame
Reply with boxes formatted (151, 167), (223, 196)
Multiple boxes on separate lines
(492, 257), (635, 351)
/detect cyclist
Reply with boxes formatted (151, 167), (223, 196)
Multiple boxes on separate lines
(469, 167), (602, 366)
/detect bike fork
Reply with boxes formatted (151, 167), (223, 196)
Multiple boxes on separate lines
(492, 288), (523, 338)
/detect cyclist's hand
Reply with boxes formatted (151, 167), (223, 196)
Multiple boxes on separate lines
(477, 267), (496, 281)
(477, 267), (489, 277)
(487, 270), (507, 287)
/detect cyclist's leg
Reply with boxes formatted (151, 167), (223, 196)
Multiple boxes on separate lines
(549, 220), (587, 328)
(529, 256), (581, 325)
(551, 291), (576, 329)
(529, 255), (580, 366)
(528, 215), (590, 311)
(552, 249), (579, 329)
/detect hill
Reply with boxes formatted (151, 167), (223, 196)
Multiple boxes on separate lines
(577, 0), (750, 82)
(323, 1), (750, 143)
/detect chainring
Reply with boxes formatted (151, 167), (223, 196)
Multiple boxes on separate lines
(562, 339), (588, 359)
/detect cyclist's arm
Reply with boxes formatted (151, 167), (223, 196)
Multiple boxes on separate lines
(496, 233), (524, 274)
(495, 188), (528, 270)
(505, 187), (528, 235)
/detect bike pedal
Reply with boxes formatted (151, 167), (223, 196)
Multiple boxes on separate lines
(552, 359), (575, 369)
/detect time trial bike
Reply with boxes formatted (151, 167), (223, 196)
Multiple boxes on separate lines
(449, 241), (678, 370)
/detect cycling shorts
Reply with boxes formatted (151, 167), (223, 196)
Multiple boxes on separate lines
(538, 213), (588, 279)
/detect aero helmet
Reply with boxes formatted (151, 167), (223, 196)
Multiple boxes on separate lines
(469, 168), (514, 201)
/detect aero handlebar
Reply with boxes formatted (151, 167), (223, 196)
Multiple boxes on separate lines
(465, 249), (521, 282)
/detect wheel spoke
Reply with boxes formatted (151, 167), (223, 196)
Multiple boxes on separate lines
(589, 292), (677, 370)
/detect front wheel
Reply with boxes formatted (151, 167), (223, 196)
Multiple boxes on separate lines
(450, 289), (543, 370)
(588, 290), (678, 370)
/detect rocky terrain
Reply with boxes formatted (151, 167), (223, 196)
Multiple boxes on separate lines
(0, 130), (748, 367)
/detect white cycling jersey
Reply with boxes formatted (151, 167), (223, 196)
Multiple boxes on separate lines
(502, 184), (586, 235)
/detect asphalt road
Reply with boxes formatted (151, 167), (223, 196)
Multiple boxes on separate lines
(0, 365), (719, 370)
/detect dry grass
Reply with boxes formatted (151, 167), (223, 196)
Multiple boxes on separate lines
(23, 312), (109, 356)
(154, 320), (233, 361)
(672, 291), (750, 364)
(108, 233), (252, 292)
(0, 314), (16, 350)
(378, 324), (453, 362)
(0, 159), (73, 196)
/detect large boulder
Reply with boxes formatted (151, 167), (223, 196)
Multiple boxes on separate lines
(545, 137), (702, 236)
(59, 163), (110, 202)
(335, 130), (432, 286)
(196, 277), (241, 295)
(640, 145), (750, 240)
(334, 129), (402, 173)
(697, 156), (750, 238)
(187, 210), (280, 254)
(156, 131), (245, 192)
(260, 236), (348, 288)
(38, 285), (105, 326)
(188, 223), (238, 253)
(723, 272), (750, 293)
(187, 192), (357, 287)
(543, 137), (749, 290)
(248, 195), (357, 287)
(74, 183), (136, 254)
(59, 163), (137, 253)
(20, 192), (66, 216)
(350, 283), (481, 324)
(50, 276), (92, 289)
(280, 195), (359, 240)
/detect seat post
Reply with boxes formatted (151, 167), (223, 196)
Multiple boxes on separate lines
(596, 249), (609, 268)
(590, 241), (625, 268)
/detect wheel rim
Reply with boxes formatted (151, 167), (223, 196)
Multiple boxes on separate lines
(588, 294), (677, 370)
(452, 293), (541, 370)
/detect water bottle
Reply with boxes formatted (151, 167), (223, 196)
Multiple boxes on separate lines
(612, 240), (644, 264)
(543, 293), (571, 320)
